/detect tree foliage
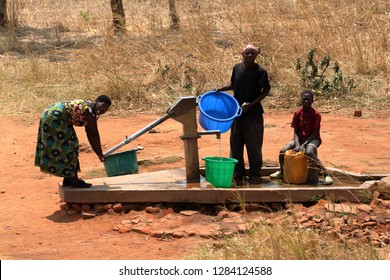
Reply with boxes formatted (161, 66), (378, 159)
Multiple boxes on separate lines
(0, 0), (7, 27)
(110, 0), (125, 33)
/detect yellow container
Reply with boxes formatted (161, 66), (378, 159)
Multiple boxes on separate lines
(283, 150), (308, 184)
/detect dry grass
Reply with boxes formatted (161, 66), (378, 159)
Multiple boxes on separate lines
(188, 218), (383, 260)
(0, 0), (388, 117)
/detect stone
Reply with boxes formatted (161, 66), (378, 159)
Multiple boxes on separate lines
(172, 231), (186, 238)
(217, 210), (230, 218)
(197, 229), (215, 238)
(360, 180), (377, 190)
(379, 176), (390, 186)
(225, 212), (241, 218)
(313, 217), (323, 223)
(118, 227), (132, 234)
(112, 203), (123, 213)
(145, 206), (161, 214)
(373, 216), (387, 224)
(160, 213), (177, 221)
(71, 203), (81, 212)
(297, 216), (309, 224)
(131, 224), (145, 233)
(222, 217), (244, 224)
(59, 203), (68, 211)
(180, 210), (199, 216)
(303, 221), (317, 228)
(380, 200), (390, 209)
(330, 217), (344, 226)
(107, 209), (117, 215)
(236, 223), (248, 233)
(357, 204), (373, 213)
(150, 230), (166, 238)
(324, 203), (357, 215)
(381, 236), (389, 244)
(243, 203), (262, 212)
(94, 203), (112, 213)
(363, 216), (371, 222)
(66, 209), (78, 216)
(81, 204), (91, 212)
(362, 221), (377, 227)
(162, 208), (175, 216)
(140, 227), (154, 235)
(82, 211), (96, 220)
(122, 204), (132, 213)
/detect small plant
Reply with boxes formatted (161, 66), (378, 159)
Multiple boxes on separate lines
(295, 49), (356, 95)
(310, 193), (326, 202)
(376, 183), (390, 200)
(161, 64), (171, 78)
(80, 11), (90, 22)
(338, 211), (350, 218)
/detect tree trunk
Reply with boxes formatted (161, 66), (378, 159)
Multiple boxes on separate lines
(110, 0), (125, 33)
(169, 0), (179, 30)
(0, 0), (7, 28)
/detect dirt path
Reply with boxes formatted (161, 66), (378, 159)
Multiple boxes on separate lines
(1, 110), (390, 260)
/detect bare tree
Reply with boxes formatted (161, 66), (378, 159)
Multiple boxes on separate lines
(0, 0), (7, 28)
(169, 0), (179, 30)
(110, 0), (125, 33)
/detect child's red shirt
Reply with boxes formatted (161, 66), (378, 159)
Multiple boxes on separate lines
(291, 107), (322, 144)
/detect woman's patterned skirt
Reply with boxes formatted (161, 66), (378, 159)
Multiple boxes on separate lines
(34, 102), (80, 177)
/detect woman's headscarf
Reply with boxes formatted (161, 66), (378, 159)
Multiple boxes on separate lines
(242, 44), (259, 56)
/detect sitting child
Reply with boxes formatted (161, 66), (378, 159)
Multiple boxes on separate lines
(270, 90), (333, 185)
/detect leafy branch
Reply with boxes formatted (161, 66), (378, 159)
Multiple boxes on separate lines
(295, 49), (356, 95)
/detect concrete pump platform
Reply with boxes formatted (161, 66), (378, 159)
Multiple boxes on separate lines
(58, 167), (385, 204)
(59, 96), (388, 205)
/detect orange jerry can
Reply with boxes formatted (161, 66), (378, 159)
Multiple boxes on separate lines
(283, 149), (309, 184)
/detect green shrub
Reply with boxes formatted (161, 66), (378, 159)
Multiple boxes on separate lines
(295, 49), (356, 95)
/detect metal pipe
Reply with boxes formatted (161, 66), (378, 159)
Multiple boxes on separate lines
(103, 112), (172, 156)
(198, 130), (221, 139)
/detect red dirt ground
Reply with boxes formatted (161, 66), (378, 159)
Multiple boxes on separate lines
(1, 109), (390, 260)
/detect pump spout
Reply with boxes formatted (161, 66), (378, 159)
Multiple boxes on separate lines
(198, 130), (221, 139)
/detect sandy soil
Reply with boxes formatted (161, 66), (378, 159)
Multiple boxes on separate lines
(1, 109), (390, 260)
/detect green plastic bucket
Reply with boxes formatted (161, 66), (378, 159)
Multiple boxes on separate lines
(202, 157), (238, 188)
(104, 148), (138, 177)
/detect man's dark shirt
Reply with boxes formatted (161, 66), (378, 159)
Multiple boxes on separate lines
(230, 62), (271, 119)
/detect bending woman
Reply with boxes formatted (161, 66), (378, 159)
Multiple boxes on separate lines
(35, 95), (111, 188)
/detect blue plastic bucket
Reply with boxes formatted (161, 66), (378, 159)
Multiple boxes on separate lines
(197, 91), (242, 133)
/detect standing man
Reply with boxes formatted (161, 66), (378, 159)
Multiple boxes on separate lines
(216, 44), (271, 183)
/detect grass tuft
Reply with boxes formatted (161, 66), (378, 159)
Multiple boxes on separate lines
(188, 218), (383, 260)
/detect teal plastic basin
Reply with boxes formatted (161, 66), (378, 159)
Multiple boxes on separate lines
(104, 148), (138, 177)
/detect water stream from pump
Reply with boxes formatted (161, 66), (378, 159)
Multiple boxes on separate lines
(218, 138), (223, 160)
